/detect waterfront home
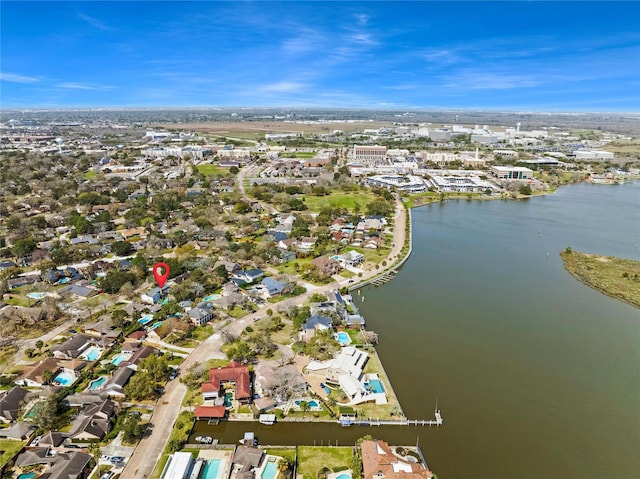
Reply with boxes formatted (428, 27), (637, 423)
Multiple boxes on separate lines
(300, 314), (333, 341)
(306, 346), (368, 383)
(232, 446), (265, 476)
(361, 439), (433, 479)
(193, 405), (227, 421)
(201, 361), (252, 404)
(311, 256), (342, 277)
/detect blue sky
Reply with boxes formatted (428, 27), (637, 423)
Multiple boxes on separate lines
(1, 1), (639, 111)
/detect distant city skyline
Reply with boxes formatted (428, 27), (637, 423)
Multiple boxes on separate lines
(1, 1), (639, 112)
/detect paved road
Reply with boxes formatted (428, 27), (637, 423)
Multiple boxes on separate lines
(122, 197), (408, 478)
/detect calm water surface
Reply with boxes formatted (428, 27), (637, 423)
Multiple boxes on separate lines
(198, 182), (640, 479)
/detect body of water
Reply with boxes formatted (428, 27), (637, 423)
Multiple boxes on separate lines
(194, 182), (640, 478)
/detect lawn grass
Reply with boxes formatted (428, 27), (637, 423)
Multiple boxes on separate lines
(560, 249), (640, 308)
(276, 257), (314, 275)
(297, 446), (353, 479)
(404, 191), (440, 208)
(0, 439), (25, 468)
(84, 170), (98, 180)
(264, 447), (296, 463)
(302, 191), (376, 213)
(196, 164), (231, 177)
(281, 151), (317, 158)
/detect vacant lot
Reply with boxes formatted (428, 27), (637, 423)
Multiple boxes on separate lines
(560, 250), (640, 308)
(303, 191), (376, 213)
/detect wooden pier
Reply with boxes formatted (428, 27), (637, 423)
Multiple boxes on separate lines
(340, 409), (443, 427)
(370, 269), (399, 286)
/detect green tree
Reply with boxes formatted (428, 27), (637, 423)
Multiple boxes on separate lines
(111, 241), (133, 256)
(11, 238), (37, 258)
(120, 412), (145, 443)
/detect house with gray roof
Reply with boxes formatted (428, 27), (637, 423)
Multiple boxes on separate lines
(300, 314), (333, 341)
(51, 334), (93, 360)
(0, 386), (29, 423)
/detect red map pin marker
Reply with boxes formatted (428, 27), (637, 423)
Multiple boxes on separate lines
(152, 262), (170, 288)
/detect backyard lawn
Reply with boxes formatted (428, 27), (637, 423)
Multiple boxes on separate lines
(297, 446), (353, 479)
(0, 439), (25, 468)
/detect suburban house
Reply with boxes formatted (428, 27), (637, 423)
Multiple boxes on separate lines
(361, 439), (433, 479)
(188, 302), (216, 326)
(68, 399), (116, 441)
(102, 366), (135, 398)
(311, 256), (342, 277)
(0, 386), (30, 423)
(260, 277), (286, 297)
(51, 334), (93, 360)
(296, 237), (317, 253)
(300, 314), (333, 341)
(339, 250), (365, 267)
(0, 422), (36, 440)
(16, 358), (61, 387)
(120, 226), (148, 239)
(141, 285), (169, 304)
(15, 449), (93, 479)
(201, 361), (252, 404)
(232, 269), (264, 284)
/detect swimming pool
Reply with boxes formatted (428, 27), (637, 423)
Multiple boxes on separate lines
(26, 292), (45, 300)
(148, 321), (163, 331)
(88, 376), (107, 390)
(224, 392), (233, 407)
(295, 399), (319, 408)
(17, 473), (37, 479)
(111, 353), (129, 365)
(336, 331), (351, 345)
(81, 346), (102, 361)
(366, 379), (385, 394)
(261, 461), (279, 479)
(202, 459), (222, 479)
(138, 314), (154, 324)
(54, 371), (74, 386)
(204, 293), (221, 301)
(336, 474), (351, 479)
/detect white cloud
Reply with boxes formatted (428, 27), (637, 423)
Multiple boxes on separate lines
(259, 81), (307, 93)
(444, 72), (540, 90)
(0, 72), (39, 83)
(77, 12), (112, 31)
(56, 82), (114, 91)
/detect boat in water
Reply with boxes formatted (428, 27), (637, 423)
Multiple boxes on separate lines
(195, 435), (213, 444)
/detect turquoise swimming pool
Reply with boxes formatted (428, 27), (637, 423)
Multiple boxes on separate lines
(366, 379), (385, 394)
(204, 293), (221, 301)
(336, 331), (351, 345)
(111, 353), (128, 365)
(336, 474), (351, 479)
(295, 399), (319, 408)
(138, 314), (154, 324)
(26, 292), (45, 299)
(81, 346), (102, 361)
(17, 473), (37, 479)
(262, 461), (279, 479)
(88, 376), (107, 390)
(54, 371), (74, 386)
(148, 321), (163, 331)
(202, 459), (222, 479)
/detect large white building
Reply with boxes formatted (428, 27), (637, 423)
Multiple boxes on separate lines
(573, 150), (615, 161)
(366, 175), (426, 192)
(490, 166), (533, 180)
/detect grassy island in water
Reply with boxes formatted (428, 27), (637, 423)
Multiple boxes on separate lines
(560, 248), (640, 309)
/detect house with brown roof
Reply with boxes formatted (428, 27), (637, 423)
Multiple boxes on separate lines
(361, 439), (433, 479)
(202, 361), (252, 404)
(193, 405), (227, 421)
(311, 256), (342, 277)
(16, 357), (61, 387)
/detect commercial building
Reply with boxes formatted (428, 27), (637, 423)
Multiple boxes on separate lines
(353, 145), (387, 162)
(489, 166), (533, 180)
